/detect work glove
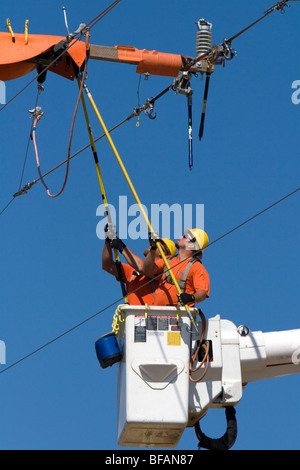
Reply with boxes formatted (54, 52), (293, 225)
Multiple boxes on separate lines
(148, 231), (160, 250)
(177, 292), (195, 306)
(104, 223), (116, 243)
(110, 237), (126, 253)
(104, 224), (126, 253)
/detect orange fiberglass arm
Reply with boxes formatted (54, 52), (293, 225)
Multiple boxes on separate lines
(89, 44), (212, 77)
(0, 31), (212, 82)
(0, 32), (86, 81)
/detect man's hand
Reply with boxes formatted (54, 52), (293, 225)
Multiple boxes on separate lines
(110, 237), (126, 253)
(104, 224), (126, 253)
(149, 231), (160, 250)
(178, 292), (195, 306)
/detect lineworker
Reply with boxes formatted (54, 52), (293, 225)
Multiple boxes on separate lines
(143, 228), (210, 307)
(102, 232), (176, 305)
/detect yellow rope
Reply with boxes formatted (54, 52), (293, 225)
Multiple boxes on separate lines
(112, 305), (125, 335)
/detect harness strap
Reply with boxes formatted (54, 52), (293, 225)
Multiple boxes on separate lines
(129, 271), (157, 295)
(162, 256), (202, 290)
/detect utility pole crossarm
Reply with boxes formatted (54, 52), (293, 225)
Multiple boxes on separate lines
(89, 44), (213, 77)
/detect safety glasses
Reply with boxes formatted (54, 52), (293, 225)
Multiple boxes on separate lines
(183, 232), (196, 243)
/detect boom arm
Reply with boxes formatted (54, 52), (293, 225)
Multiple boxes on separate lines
(0, 31), (213, 81)
(111, 306), (299, 447)
(239, 327), (300, 383)
(188, 316), (300, 425)
(89, 44), (213, 77)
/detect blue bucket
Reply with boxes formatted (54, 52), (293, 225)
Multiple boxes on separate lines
(95, 332), (122, 369)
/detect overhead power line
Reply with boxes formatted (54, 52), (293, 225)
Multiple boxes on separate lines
(0, 198), (14, 216)
(208, 186), (300, 247)
(0, 184), (299, 377)
(0, 298), (121, 376)
(227, 0), (296, 43)
(0, 0), (299, 376)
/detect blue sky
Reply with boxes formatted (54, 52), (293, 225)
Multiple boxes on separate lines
(1, 0), (299, 450)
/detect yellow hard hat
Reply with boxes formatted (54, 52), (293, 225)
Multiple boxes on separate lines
(161, 238), (177, 257)
(184, 228), (209, 252)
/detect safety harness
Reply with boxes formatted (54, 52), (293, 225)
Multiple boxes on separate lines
(128, 269), (157, 296)
(162, 255), (202, 291)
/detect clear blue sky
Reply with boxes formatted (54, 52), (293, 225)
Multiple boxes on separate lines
(1, 0), (299, 450)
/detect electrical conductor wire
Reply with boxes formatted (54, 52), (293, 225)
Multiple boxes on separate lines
(0, 0), (300, 374)
(0, 184), (299, 376)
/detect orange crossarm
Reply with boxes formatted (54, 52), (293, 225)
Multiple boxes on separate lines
(89, 43), (212, 76)
(0, 31), (212, 82)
